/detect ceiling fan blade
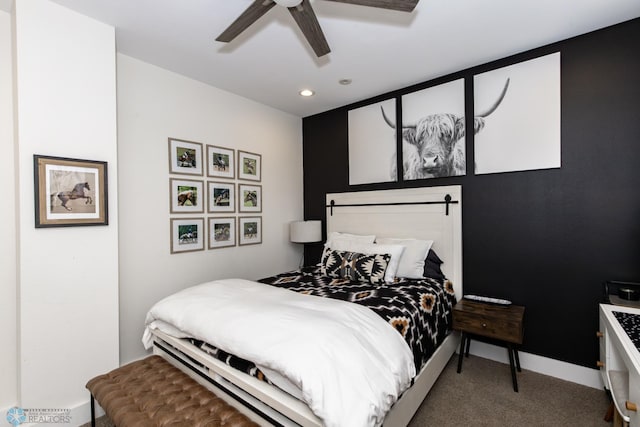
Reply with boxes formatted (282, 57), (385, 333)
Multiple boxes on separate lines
(288, 0), (331, 57)
(324, 0), (419, 13)
(216, 0), (277, 43)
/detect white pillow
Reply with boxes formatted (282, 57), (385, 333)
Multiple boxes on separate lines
(375, 238), (434, 279)
(329, 240), (404, 283)
(325, 231), (376, 248)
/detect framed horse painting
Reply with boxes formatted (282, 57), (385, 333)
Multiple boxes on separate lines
(34, 155), (108, 228)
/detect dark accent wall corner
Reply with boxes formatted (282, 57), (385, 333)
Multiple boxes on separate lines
(301, 18), (640, 368)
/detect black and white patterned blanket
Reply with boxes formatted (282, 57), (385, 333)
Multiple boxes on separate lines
(182, 268), (456, 389)
(259, 266), (457, 370)
(187, 337), (275, 384)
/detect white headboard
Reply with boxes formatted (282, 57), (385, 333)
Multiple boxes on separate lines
(326, 186), (463, 298)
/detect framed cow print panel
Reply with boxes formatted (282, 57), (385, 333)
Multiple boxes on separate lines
(401, 79), (466, 180)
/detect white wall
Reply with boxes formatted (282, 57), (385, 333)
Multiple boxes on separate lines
(14, 0), (119, 421)
(116, 54), (304, 364)
(0, 8), (17, 412)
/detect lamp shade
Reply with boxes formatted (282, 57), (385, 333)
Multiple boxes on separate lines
(290, 220), (322, 243)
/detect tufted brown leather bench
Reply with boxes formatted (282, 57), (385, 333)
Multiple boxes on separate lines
(86, 355), (260, 427)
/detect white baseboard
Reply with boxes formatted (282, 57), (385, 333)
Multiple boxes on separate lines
(461, 340), (604, 390)
(70, 399), (106, 427)
(18, 354), (151, 427)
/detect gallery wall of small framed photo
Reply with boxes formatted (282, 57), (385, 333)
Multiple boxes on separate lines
(208, 181), (235, 213)
(168, 138), (203, 176)
(170, 217), (205, 254)
(238, 150), (261, 182)
(170, 178), (204, 214)
(207, 145), (235, 179)
(238, 184), (262, 213)
(208, 217), (236, 249)
(34, 155), (108, 228)
(238, 216), (262, 246)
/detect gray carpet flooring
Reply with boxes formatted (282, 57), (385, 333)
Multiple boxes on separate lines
(82, 355), (611, 427)
(408, 355), (610, 426)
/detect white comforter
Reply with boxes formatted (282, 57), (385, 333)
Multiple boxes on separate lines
(142, 278), (415, 427)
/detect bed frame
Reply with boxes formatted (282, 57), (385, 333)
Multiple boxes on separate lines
(151, 185), (463, 426)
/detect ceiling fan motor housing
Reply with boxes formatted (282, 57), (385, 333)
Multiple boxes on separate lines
(273, 0), (304, 7)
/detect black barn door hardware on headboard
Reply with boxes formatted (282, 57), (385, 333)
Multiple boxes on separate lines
(327, 194), (458, 216)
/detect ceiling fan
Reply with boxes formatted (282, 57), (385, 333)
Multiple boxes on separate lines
(216, 0), (419, 57)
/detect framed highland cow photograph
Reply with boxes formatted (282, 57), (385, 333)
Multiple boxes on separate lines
(170, 218), (204, 254)
(238, 150), (261, 182)
(401, 78), (466, 180)
(170, 178), (204, 214)
(168, 138), (203, 176)
(208, 217), (236, 249)
(474, 52), (561, 175)
(34, 155), (108, 228)
(207, 145), (235, 179)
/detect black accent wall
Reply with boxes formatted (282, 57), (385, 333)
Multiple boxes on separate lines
(301, 18), (640, 368)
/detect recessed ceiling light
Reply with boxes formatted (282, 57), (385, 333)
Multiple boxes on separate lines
(299, 89), (315, 97)
(339, 79), (352, 85)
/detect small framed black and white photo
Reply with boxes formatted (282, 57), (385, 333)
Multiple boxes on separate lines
(238, 184), (262, 213)
(238, 150), (261, 182)
(239, 216), (262, 246)
(208, 217), (236, 249)
(208, 181), (235, 213)
(170, 217), (205, 254)
(170, 178), (204, 214)
(168, 138), (203, 176)
(206, 145), (235, 179)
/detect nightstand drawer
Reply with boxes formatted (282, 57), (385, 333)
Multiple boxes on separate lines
(453, 311), (523, 343)
(452, 300), (525, 344)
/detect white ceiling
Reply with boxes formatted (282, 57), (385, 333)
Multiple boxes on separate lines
(7, 0), (640, 117)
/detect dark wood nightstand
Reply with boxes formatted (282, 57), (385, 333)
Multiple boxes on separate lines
(453, 299), (525, 392)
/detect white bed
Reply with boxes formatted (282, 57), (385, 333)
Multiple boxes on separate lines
(146, 185), (463, 426)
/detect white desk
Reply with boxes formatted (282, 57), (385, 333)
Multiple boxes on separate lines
(600, 304), (640, 426)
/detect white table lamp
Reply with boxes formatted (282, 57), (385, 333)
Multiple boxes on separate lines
(290, 220), (322, 267)
(290, 220), (322, 243)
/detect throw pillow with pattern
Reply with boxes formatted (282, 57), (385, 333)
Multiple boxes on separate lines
(321, 248), (390, 284)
